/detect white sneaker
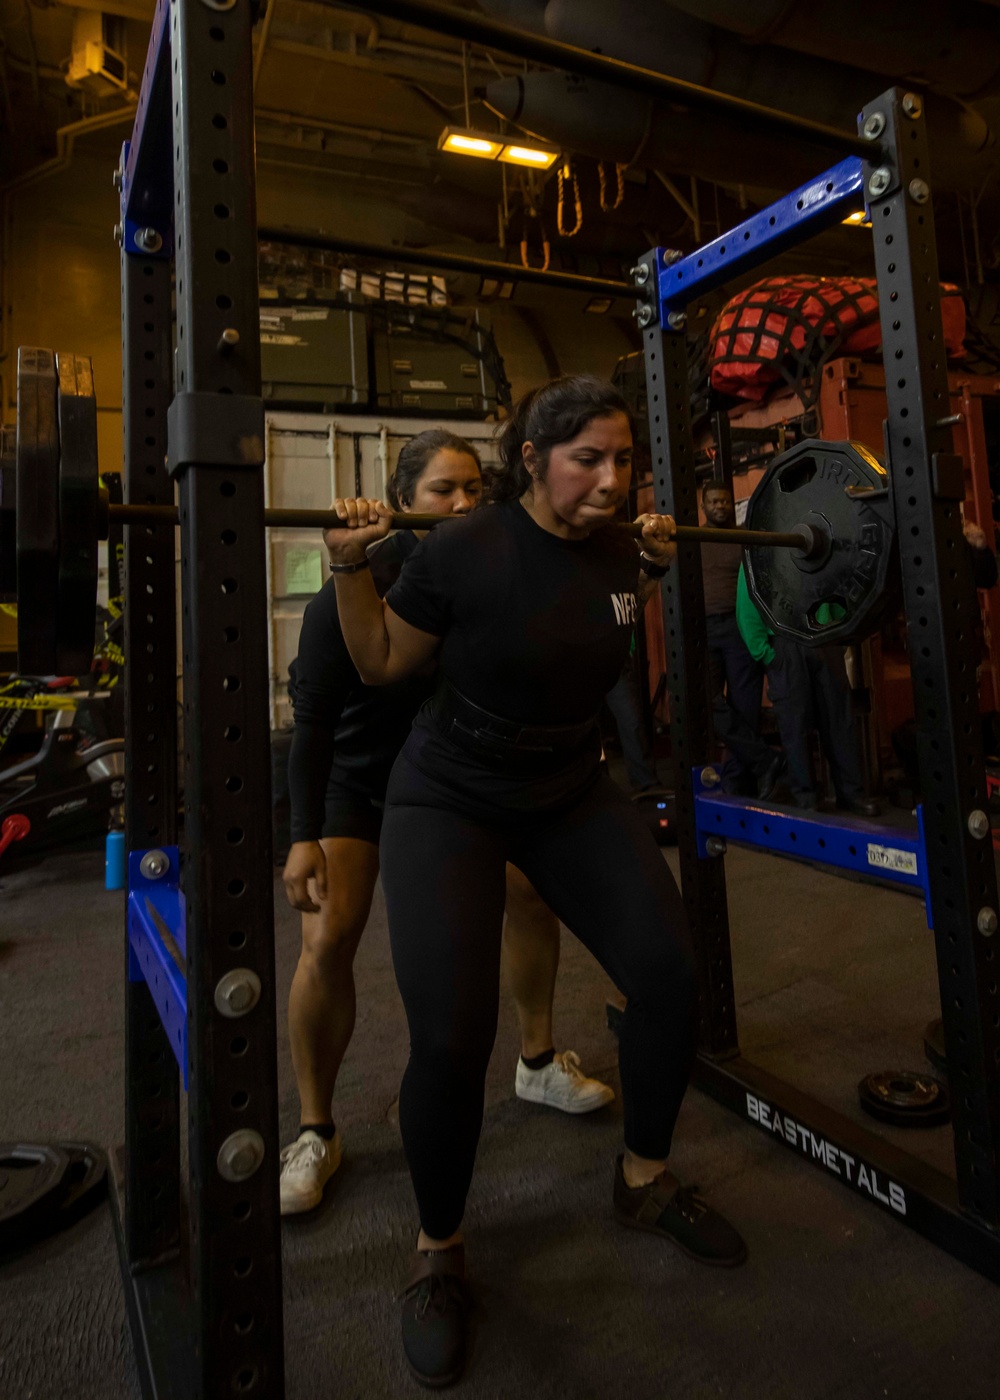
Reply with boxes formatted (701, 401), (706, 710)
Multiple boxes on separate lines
(279, 1129), (342, 1215)
(515, 1051), (615, 1115)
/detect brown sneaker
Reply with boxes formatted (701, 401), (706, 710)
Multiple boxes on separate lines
(613, 1156), (747, 1267)
(400, 1244), (470, 1389)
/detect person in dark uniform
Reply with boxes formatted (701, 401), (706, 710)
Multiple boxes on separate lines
(736, 564), (879, 815)
(700, 481), (784, 797)
(327, 377), (746, 1388)
(279, 430), (613, 1216)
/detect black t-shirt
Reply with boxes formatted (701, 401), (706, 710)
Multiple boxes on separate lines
(387, 500), (640, 724)
(286, 531), (433, 841)
(385, 501), (640, 808)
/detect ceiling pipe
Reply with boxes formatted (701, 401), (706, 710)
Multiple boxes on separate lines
(541, 0), (894, 129)
(256, 227), (634, 296)
(660, 0), (1000, 101)
(485, 1), (996, 191)
(484, 71), (839, 190)
(334, 0), (872, 156)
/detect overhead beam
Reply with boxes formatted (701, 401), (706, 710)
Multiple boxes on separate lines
(349, 0), (872, 157)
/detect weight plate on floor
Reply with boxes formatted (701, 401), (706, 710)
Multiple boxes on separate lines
(0, 1142), (71, 1253)
(55, 354), (100, 676)
(50, 1141), (108, 1230)
(744, 439), (899, 648)
(857, 1069), (951, 1128)
(16, 348), (60, 676)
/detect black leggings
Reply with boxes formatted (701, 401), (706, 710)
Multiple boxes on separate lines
(380, 759), (697, 1240)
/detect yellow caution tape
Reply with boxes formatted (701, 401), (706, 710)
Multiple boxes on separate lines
(0, 694), (80, 711)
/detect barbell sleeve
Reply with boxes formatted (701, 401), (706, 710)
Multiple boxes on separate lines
(98, 489), (819, 554)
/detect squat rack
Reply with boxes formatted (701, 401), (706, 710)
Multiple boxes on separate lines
(112, 3), (1000, 1397)
(631, 109), (1000, 1281)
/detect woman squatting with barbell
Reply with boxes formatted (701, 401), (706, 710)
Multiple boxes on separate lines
(278, 428), (614, 1214)
(327, 376), (747, 1389)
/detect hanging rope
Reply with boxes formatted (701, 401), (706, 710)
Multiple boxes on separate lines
(556, 161), (583, 238)
(520, 208), (550, 271)
(598, 160), (626, 212)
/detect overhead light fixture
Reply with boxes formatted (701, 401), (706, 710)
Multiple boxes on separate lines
(438, 125), (559, 171)
(842, 209), (871, 227)
(498, 141), (559, 170)
(438, 127), (504, 160)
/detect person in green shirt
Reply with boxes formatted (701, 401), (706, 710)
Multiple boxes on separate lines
(736, 565), (879, 816)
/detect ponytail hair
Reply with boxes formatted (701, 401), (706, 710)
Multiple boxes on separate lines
(386, 428), (482, 510)
(490, 374), (632, 504)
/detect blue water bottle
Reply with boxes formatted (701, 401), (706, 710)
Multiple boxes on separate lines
(105, 829), (126, 891)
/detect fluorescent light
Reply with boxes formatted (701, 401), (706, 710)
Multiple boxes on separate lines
(448, 135), (499, 155)
(439, 124), (559, 170)
(498, 142), (558, 169)
(438, 125), (559, 170)
(438, 126), (504, 160)
(842, 209), (871, 227)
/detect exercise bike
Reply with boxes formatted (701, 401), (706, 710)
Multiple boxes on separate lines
(0, 675), (124, 865)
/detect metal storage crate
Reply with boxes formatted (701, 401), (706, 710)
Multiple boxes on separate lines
(372, 314), (494, 417)
(260, 296), (367, 407)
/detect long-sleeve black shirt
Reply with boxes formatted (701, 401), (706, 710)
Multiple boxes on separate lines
(286, 531), (435, 842)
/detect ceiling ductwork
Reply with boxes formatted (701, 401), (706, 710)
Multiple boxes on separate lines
(478, 0), (997, 191)
(485, 71), (835, 190)
(473, 0), (548, 28)
(652, 0), (1000, 101)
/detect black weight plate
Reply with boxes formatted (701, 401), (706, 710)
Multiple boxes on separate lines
(55, 354), (100, 676)
(0, 1142), (71, 1253)
(16, 348), (61, 675)
(0, 429), (15, 601)
(744, 439), (899, 648)
(858, 1069), (951, 1128)
(50, 1140), (108, 1231)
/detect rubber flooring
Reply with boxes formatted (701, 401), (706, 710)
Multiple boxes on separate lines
(1, 818), (998, 1399)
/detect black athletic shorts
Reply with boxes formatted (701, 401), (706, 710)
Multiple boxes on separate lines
(320, 770), (385, 846)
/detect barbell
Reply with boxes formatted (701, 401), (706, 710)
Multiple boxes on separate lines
(2, 347), (898, 677)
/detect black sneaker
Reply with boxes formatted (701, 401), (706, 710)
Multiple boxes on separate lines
(613, 1156), (747, 1267)
(756, 752), (786, 802)
(400, 1244), (470, 1388)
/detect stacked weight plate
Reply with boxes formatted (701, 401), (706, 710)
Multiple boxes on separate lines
(13, 348), (100, 677)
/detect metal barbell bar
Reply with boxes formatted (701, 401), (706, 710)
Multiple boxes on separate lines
(11, 350), (896, 677)
(98, 491), (824, 557)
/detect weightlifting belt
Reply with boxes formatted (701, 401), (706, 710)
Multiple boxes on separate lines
(430, 681), (599, 767)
